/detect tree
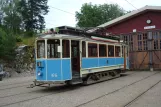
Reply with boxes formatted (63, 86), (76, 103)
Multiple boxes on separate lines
(0, 0), (17, 61)
(0, 0), (11, 25)
(76, 3), (125, 27)
(2, 0), (22, 34)
(0, 27), (16, 61)
(0, 0), (49, 35)
(18, 0), (49, 34)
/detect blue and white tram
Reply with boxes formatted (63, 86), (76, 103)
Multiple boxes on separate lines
(33, 33), (129, 86)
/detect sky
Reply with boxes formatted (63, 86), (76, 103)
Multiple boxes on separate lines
(44, 0), (161, 29)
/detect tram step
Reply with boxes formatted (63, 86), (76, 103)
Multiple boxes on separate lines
(72, 73), (80, 76)
(71, 81), (83, 85)
(72, 75), (80, 79)
(71, 78), (83, 85)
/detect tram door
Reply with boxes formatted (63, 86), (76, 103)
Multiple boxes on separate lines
(71, 40), (80, 77)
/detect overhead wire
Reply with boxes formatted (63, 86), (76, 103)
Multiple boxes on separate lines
(123, 0), (138, 10)
(44, 5), (76, 28)
(46, 1), (137, 29)
(49, 5), (75, 16)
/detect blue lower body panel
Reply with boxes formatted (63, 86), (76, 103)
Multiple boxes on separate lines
(47, 60), (62, 81)
(36, 60), (47, 81)
(36, 59), (71, 81)
(62, 59), (71, 80)
(82, 57), (124, 69)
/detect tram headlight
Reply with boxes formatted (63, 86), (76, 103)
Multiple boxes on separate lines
(38, 71), (42, 76)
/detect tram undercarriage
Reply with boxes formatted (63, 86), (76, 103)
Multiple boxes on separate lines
(29, 69), (123, 88)
(67, 69), (122, 85)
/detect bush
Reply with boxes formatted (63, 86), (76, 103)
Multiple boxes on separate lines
(24, 31), (35, 37)
(16, 36), (23, 42)
(0, 28), (16, 61)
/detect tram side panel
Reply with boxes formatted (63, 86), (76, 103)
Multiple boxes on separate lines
(46, 60), (62, 81)
(81, 57), (124, 75)
(36, 60), (47, 81)
(36, 59), (72, 81)
(61, 59), (72, 80)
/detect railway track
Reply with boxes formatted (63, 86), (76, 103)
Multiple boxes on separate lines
(0, 84), (81, 107)
(0, 72), (136, 92)
(123, 79), (161, 107)
(0, 81), (32, 88)
(0, 72), (134, 99)
(0, 83), (71, 99)
(0, 72), (133, 91)
(0, 82), (33, 91)
(75, 72), (160, 107)
(0, 72), (158, 107)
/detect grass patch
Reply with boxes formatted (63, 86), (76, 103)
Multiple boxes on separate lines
(16, 36), (36, 46)
(22, 37), (36, 46)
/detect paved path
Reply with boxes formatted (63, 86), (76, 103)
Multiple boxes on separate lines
(0, 71), (161, 107)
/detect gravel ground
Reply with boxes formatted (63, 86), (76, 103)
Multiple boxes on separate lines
(0, 71), (161, 107)
(128, 78), (161, 107)
(0, 76), (34, 86)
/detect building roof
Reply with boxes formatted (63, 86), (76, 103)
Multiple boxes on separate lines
(57, 26), (82, 31)
(98, 6), (161, 28)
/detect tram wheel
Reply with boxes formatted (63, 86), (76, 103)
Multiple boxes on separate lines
(82, 74), (99, 85)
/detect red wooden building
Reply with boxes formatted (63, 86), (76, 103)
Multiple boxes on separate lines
(96, 6), (161, 70)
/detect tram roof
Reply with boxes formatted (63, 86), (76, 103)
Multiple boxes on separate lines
(36, 33), (125, 45)
(37, 33), (84, 40)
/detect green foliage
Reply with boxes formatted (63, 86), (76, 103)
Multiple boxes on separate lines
(22, 37), (36, 46)
(24, 31), (35, 37)
(16, 36), (22, 42)
(76, 3), (125, 27)
(0, 0), (49, 36)
(18, 0), (49, 34)
(2, 0), (22, 34)
(0, 0), (47, 72)
(0, 27), (16, 61)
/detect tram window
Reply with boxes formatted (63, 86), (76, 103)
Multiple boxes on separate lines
(108, 45), (114, 57)
(99, 44), (107, 57)
(47, 39), (60, 58)
(82, 41), (86, 57)
(62, 40), (70, 58)
(88, 43), (98, 57)
(115, 46), (121, 57)
(37, 40), (45, 58)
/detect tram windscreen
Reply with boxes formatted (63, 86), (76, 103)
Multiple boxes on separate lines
(37, 40), (45, 58)
(47, 39), (60, 58)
